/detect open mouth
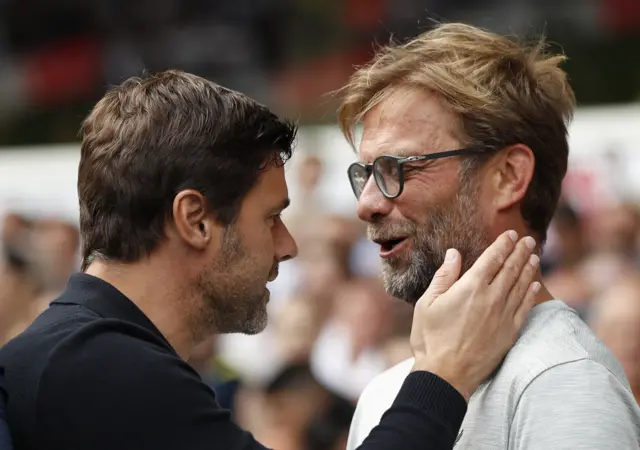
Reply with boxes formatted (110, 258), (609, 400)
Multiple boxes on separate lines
(374, 237), (408, 253)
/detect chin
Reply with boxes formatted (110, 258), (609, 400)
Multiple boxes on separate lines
(239, 297), (270, 335)
(381, 272), (421, 306)
(241, 316), (268, 335)
(383, 254), (438, 304)
(381, 254), (412, 273)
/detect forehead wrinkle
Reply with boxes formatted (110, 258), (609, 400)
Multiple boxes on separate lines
(361, 94), (462, 163)
(361, 112), (426, 162)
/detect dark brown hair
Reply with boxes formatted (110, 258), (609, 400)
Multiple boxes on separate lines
(78, 70), (296, 269)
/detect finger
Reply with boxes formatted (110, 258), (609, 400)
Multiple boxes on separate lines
(421, 248), (462, 306)
(512, 281), (540, 331)
(462, 230), (518, 284)
(504, 253), (539, 316)
(489, 236), (536, 290)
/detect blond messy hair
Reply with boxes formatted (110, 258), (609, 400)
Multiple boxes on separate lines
(338, 22), (576, 243)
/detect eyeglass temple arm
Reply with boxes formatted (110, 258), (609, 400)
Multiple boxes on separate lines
(402, 148), (483, 163)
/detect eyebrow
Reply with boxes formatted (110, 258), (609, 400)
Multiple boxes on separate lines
(269, 198), (290, 215)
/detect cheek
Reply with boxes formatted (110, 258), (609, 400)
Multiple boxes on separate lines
(406, 164), (463, 205)
(395, 181), (457, 225)
(235, 218), (275, 262)
(394, 188), (433, 224)
(254, 224), (276, 260)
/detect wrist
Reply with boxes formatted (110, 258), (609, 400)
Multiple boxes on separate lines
(411, 358), (473, 402)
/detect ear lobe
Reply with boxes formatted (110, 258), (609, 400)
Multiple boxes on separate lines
(172, 190), (214, 250)
(493, 144), (535, 212)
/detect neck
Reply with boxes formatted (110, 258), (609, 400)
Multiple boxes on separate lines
(534, 278), (554, 305)
(533, 244), (554, 305)
(494, 221), (554, 306)
(85, 257), (197, 360)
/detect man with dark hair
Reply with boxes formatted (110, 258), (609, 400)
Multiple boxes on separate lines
(76, 70), (298, 337)
(0, 69), (539, 450)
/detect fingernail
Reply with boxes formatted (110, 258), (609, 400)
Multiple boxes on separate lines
(507, 230), (518, 242)
(524, 236), (536, 250)
(444, 249), (456, 262)
(529, 254), (539, 267)
(531, 281), (541, 294)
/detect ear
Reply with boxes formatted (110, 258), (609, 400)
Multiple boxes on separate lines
(491, 144), (535, 212)
(171, 189), (220, 250)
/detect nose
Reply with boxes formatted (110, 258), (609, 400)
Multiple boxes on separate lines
(275, 219), (298, 263)
(357, 176), (394, 223)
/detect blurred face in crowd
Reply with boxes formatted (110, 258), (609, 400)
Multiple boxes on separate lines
(591, 203), (640, 254)
(591, 279), (640, 396)
(355, 88), (491, 303)
(297, 154), (323, 192)
(183, 164), (298, 336)
(549, 208), (585, 267)
(333, 278), (393, 351)
(1, 214), (79, 287)
(273, 298), (320, 362)
(29, 219), (80, 289)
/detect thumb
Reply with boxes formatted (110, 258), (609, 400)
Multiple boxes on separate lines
(423, 248), (462, 305)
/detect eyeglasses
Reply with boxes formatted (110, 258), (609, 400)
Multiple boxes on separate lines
(347, 148), (485, 200)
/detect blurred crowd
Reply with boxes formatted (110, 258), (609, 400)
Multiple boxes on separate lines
(0, 0), (637, 146)
(1, 154), (640, 450)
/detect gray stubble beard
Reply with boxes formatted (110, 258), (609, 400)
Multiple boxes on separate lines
(381, 177), (490, 305)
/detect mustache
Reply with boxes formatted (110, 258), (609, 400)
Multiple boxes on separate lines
(269, 263), (279, 280)
(367, 222), (417, 241)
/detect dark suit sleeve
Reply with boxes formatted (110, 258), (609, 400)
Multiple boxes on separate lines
(36, 322), (465, 450)
(36, 323), (269, 450)
(358, 372), (467, 450)
(0, 370), (13, 450)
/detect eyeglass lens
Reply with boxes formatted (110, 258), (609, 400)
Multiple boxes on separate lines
(373, 156), (401, 198)
(349, 156), (402, 199)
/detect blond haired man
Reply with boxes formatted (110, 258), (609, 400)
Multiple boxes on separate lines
(341, 23), (640, 449)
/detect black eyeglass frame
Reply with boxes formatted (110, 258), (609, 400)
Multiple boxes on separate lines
(347, 148), (486, 200)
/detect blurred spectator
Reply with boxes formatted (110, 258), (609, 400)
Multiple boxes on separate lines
(577, 203), (640, 307)
(255, 363), (332, 450)
(0, 214), (39, 345)
(550, 203), (588, 268)
(286, 154), (326, 237)
(0, 212), (79, 345)
(272, 295), (323, 364)
(27, 218), (79, 293)
(543, 201), (640, 319)
(590, 274), (640, 402)
(589, 202), (640, 257)
(543, 203), (593, 315)
(310, 277), (394, 402)
(304, 393), (355, 450)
